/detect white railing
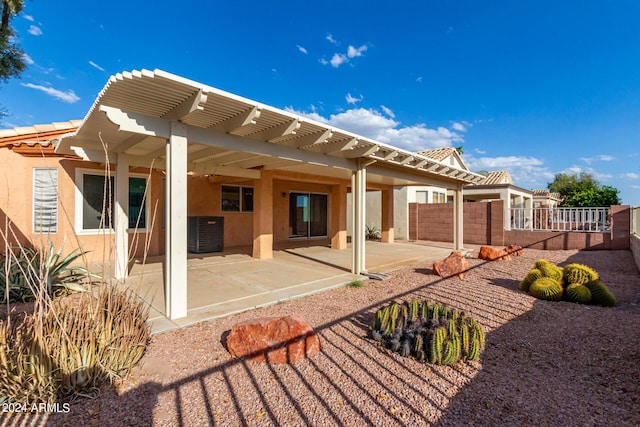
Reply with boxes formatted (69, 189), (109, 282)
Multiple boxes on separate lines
(510, 207), (610, 232)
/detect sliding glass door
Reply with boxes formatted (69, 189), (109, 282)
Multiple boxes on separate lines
(289, 192), (328, 238)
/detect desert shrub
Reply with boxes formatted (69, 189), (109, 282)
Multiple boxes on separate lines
(370, 299), (485, 366)
(365, 225), (381, 240)
(1, 241), (97, 304)
(0, 282), (150, 403)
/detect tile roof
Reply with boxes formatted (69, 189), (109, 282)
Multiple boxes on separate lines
(480, 170), (513, 185)
(532, 189), (562, 200)
(416, 147), (457, 162)
(0, 120), (82, 146)
(0, 120), (81, 156)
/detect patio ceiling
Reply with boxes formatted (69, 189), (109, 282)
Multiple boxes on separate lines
(56, 69), (485, 187)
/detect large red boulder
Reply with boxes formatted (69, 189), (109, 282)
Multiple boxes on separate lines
(478, 245), (510, 261)
(432, 251), (469, 279)
(505, 244), (524, 256)
(225, 315), (321, 364)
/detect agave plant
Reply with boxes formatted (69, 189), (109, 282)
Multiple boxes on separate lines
(1, 241), (99, 303)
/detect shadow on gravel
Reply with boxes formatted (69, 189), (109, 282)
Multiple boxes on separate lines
(438, 250), (640, 426)
(41, 249), (640, 426)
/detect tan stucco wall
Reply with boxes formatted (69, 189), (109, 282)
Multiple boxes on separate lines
(0, 149), (166, 263)
(1, 148), (351, 263)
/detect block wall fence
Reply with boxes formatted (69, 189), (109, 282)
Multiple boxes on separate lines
(408, 201), (631, 251)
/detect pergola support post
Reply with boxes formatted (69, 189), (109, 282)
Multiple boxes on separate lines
(453, 186), (464, 251)
(352, 160), (366, 274)
(165, 122), (188, 320)
(114, 153), (129, 281)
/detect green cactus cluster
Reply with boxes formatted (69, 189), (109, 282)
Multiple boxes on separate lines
(520, 259), (615, 307)
(370, 299), (485, 366)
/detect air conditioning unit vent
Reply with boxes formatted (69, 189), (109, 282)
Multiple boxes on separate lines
(188, 216), (224, 253)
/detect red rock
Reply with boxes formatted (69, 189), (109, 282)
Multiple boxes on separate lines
(478, 245), (511, 261)
(225, 314), (321, 364)
(505, 244), (524, 256)
(432, 251), (469, 279)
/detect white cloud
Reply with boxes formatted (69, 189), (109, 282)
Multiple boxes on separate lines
(345, 93), (363, 104)
(451, 122), (466, 132)
(580, 154), (615, 165)
(297, 45), (308, 54)
(463, 154), (554, 189)
(323, 42), (368, 68)
(474, 148), (486, 154)
(24, 15), (34, 22)
(620, 172), (640, 180)
(22, 53), (34, 65)
(285, 106), (463, 151)
(560, 165), (613, 182)
(88, 60), (105, 72)
(28, 25), (42, 36)
(326, 33), (338, 45)
(465, 154), (555, 188)
(347, 44), (367, 58)
(380, 105), (395, 118)
(416, 76), (423, 83)
(330, 53), (348, 68)
(21, 83), (80, 103)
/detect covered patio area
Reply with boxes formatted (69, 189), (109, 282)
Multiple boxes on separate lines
(56, 69), (484, 323)
(127, 240), (453, 333)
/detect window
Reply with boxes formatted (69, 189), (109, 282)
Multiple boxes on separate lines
(434, 191), (446, 203)
(82, 173), (113, 230)
(33, 168), (58, 233)
(222, 185), (253, 212)
(77, 171), (148, 232)
(416, 191), (428, 204)
(128, 177), (147, 229)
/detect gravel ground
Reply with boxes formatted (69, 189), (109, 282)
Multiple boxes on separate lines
(5, 244), (640, 427)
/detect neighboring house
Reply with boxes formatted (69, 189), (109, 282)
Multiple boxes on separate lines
(357, 148), (533, 239)
(462, 170), (533, 229)
(349, 147), (464, 239)
(532, 189), (562, 208)
(1, 68), (485, 320)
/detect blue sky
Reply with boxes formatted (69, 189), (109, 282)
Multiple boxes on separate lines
(2, 1), (639, 205)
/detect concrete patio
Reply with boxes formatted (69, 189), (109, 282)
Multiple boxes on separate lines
(124, 240), (454, 334)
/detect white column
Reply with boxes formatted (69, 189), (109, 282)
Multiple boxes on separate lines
(165, 121), (188, 320)
(352, 160), (366, 274)
(114, 153), (129, 281)
(453, 186), (464, 251)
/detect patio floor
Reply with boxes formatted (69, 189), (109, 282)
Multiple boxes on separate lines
(124, 240), (455, 334)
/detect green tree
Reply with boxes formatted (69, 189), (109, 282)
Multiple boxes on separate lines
(548, 172), (621, 207)
(565, 185), (620, 207)
(1, 0), (26, 83)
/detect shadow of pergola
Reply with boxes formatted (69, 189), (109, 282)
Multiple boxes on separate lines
(19, 248), (640, 426)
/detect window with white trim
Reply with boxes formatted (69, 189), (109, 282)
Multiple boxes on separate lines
(76, 170), (148, 232)
(221, 185), (253, 212)
(416, 191), (428, 204)
(434, 191), (446, 203)
(33, 168), (58, 233)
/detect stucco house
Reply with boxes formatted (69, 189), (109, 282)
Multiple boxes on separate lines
(0, 69), (486, 320)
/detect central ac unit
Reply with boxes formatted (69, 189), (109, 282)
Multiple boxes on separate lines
(188, 216), (224, 253)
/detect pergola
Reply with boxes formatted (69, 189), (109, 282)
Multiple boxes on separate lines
(56, 69), (484, 320)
